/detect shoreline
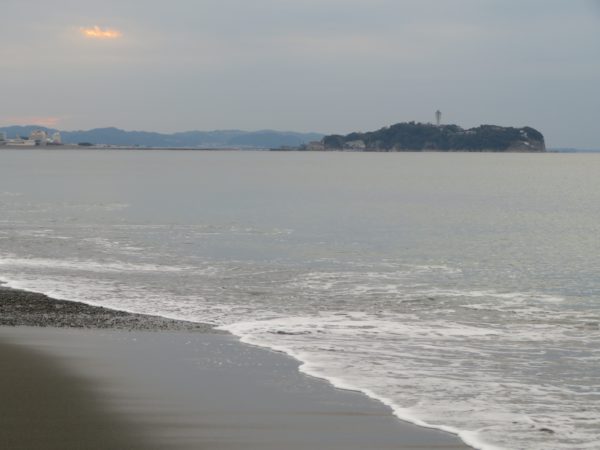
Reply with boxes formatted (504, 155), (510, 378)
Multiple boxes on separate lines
(0, 285), (473, 450)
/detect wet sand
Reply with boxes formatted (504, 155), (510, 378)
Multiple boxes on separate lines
(0, 338), (157, 450)
(0, 287), (472, 450)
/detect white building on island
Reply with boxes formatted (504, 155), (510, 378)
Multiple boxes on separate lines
(6, 138), (36, 147)
(30, 130), (48, 146)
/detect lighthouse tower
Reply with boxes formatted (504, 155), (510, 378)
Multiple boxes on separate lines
(435, 110), (442, 127)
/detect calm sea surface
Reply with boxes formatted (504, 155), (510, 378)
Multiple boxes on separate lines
(1, 150), (599, 450)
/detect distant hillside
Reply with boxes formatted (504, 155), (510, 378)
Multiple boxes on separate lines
(323, 122), (546, 152)
(0, 126), (323, 148)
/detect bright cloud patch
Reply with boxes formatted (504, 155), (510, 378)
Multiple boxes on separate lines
(80, 26), (122, 39)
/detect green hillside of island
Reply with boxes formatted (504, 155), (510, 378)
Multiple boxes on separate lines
(322, 122), (545, 152)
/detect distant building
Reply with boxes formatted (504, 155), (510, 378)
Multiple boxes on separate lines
(0, 132), (6, 144)
(51, 132), (62, 145)
(30, 130), (48, 146)
(7, 138), (36, 147)
(306, 141), (325, 151)
(435, 110), (442, 126)
(344, 140), (366, 150)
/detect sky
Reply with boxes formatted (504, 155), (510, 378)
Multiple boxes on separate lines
(1, 0), (599, 148)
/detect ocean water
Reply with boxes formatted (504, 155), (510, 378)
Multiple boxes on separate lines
(1, 149), (599, 450)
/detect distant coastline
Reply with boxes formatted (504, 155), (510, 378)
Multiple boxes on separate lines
(5, 123), (590, 153)
(0, 126), (323, 150)
(0, 144), (248, 151)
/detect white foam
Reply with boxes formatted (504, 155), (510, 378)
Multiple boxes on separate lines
(82, 237), (144, 253)
(0, 253), (597, 450)
(221, 308), (600, 450)
(222, 319), (502, 450)
(422, 288), (565, 304)
(0, 255), (202, 274)
(58, 202), (131, 211)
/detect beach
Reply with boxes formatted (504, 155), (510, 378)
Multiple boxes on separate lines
(0, 286), (470, 450)
(2, 150), (596, 449)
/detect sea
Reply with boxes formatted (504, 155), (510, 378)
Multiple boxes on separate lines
(0, 149), (598, 450)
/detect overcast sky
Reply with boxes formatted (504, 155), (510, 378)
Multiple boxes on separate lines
(1, 0), (598, 147)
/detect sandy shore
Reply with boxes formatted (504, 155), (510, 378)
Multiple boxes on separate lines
(0, 287), (472, 450)
(0, 337), (157, 450)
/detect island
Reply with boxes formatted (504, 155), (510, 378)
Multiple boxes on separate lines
(319, 122), (546, 152)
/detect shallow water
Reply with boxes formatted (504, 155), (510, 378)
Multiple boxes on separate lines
(1, 149), (599, 449)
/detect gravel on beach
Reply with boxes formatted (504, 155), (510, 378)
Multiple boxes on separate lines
(0, 286), (215, 332)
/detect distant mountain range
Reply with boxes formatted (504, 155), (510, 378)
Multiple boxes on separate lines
(0, 126), (324, 148)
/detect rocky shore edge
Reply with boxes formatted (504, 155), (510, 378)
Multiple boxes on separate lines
(0, 285), (215, 332)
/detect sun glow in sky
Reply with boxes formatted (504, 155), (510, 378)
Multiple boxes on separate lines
(80, 26), (122, 39)
(2, 116), (61, 127)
